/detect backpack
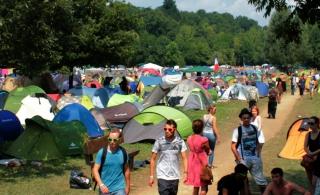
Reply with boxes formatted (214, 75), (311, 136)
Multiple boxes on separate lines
(93, 146), (128, 190)
(70, 169), (92, 189)
(236, 124), (258, 159)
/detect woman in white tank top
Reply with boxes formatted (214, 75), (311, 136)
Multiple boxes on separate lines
(202, 105), (220, 168)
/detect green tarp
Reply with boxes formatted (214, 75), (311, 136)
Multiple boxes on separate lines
(181, 66), (213, 73)
(6, 116), (87, 161)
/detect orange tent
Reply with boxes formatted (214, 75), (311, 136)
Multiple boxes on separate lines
(278, 118), (311, 160)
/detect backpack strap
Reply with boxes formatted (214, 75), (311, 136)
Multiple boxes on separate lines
(236, 125), (259, 159)
(119, 146), (128, 174)
(94, 147), (108, 191)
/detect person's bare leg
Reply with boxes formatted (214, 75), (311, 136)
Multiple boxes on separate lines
(200, 185), (208, 195)
(193, 187), (200, 195)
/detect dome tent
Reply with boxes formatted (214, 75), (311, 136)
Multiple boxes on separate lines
(53, 103), (104, 138)
(0, 110), (24, 143)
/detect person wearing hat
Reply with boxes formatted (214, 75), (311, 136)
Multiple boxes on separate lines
(231, 108), (268, 193)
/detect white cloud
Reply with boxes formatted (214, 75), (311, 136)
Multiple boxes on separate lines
(125, 0), (270, 26)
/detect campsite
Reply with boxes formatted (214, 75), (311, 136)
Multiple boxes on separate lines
(1, 0), (320, 195)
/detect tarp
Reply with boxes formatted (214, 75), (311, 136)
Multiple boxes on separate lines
(68, 86), (97, 98)
(4, 85), (45, 113)
(255, 81), (269, 97)
(6, 116), (87, 161)
(0, 110), (23, 143)
(139, 76), (162, 86)
(0, 90), (9, 109)
(181, 66), (213, 73)
(16, 95), (54, 125)
(279, 118), (310, 160)
(53, 103), (104, 138)
(91, 87), (110, 108)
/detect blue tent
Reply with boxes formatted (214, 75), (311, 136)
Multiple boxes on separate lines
(0, 90), (9, 109)
(255, 81), (269, 97)
(140, 76), (162, 86)
(92, 87), (110, 108)
(0, 110), (24, 143)
(53, 103), (104, 138)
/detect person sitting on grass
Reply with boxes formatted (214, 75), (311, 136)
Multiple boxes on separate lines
(263, 167), (310, 195)
(217, 163), (250, 195)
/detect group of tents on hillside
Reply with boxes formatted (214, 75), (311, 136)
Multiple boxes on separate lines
(0, 64), (318, 163)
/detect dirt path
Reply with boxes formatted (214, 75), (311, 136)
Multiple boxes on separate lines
(134, 92), (300, 195)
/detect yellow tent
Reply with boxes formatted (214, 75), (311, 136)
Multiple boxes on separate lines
(278, 118), (310, 160)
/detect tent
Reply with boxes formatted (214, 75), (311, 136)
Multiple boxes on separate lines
(4, 85), (45, 113)
(107, 94), (141, 107)
(16, 95), (55, 125)
(96, 102), (143, 124)
(184, 88), (211, 110)
(142, 85), (170, 109)
(220, 84), (259, 101)
(181, 66), (213, 73)
(56, 95), (80, 110)
(255, 81), (269, 97)
(143, 105), (192, 138)
(0, 110), (23, 143)
(6, 116), (87, 161)
(53, 103), (104, 138)
(139, 76), (162, 86)
(91, 87), (110, 108)
(167, 79), (212, 107)
(0, 90), (9, 109)
(68, 86), (97, 98)
(140, 63), (163, 73)
(278, 118), (310, 160)
(123, 106), (192, 143)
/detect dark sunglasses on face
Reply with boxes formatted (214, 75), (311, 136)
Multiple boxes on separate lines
(308, 122), (315, 125)
(108, 138), (120, 142)
(163, 127), (174, 132)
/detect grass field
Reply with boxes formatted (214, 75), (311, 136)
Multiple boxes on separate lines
(4, 95), (314, 195)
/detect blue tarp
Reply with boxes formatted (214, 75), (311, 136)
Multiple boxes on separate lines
(68, 86), (97, 98)
(139, 76), (162, 86)
(0, 110), (24, 143)
(53, 103), (104, 138)
(0, 90), (9, 109)
(92, 87), (110, 108)
(255, 81), (269, 97)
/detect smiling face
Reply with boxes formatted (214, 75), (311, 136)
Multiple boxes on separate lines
(108, 131), (121, 150)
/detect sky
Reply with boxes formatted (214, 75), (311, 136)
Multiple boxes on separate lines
(125, 0), (271, 26)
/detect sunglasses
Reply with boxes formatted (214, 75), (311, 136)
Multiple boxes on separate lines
(163, 128), (174, 132)
(308, 122), (315, 125)
(108, 138), (120, 142)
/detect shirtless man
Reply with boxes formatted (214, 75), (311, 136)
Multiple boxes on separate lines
(263, 168), (310, 195)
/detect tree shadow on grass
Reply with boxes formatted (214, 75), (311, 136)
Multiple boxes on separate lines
(0, 156), (85, 184)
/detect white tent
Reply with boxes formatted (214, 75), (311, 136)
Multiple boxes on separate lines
(16, 95), (54, 125)
(141, 63), (163, 72)
(220, 84), (259, 101)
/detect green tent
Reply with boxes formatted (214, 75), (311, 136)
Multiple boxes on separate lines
(6, 116), (87, 161)
(143, 105), (192, 138)
(4, 85), (45, 113)
(107, 94), (142, 107)
(181, 66), (213, 73)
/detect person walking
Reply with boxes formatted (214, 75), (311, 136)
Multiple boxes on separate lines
(185, 119), (211, 195)
(298, 74), (306, 99)
(231, 108), (268, 193)
(92, 129), (130, 195)
(276, 77), (283, 103)
(290, 74), (297, 95)
(202, 105), (221, 168)
(149, 119), (188, 195)
(263, 168), (310, 195)
(309, 77), (316, 99)
(267, 88), (279, 119)
(303, 116), (320, 193)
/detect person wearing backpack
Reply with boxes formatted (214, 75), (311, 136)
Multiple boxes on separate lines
(231, 108), (268, 194)
(92, 129), (130, 195)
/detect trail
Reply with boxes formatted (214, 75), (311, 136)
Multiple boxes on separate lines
(134, 91), (300, 195)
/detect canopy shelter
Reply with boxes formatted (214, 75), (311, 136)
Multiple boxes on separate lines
(181, 66), (213, 73)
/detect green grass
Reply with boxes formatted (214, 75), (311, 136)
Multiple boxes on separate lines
(0, 98), (267, 194)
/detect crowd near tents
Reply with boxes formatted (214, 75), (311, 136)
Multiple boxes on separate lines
(0, 64), (319, 162)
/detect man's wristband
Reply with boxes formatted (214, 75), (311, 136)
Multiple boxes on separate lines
(99, 183), (105, 187)
(149, 175), (154, 179)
